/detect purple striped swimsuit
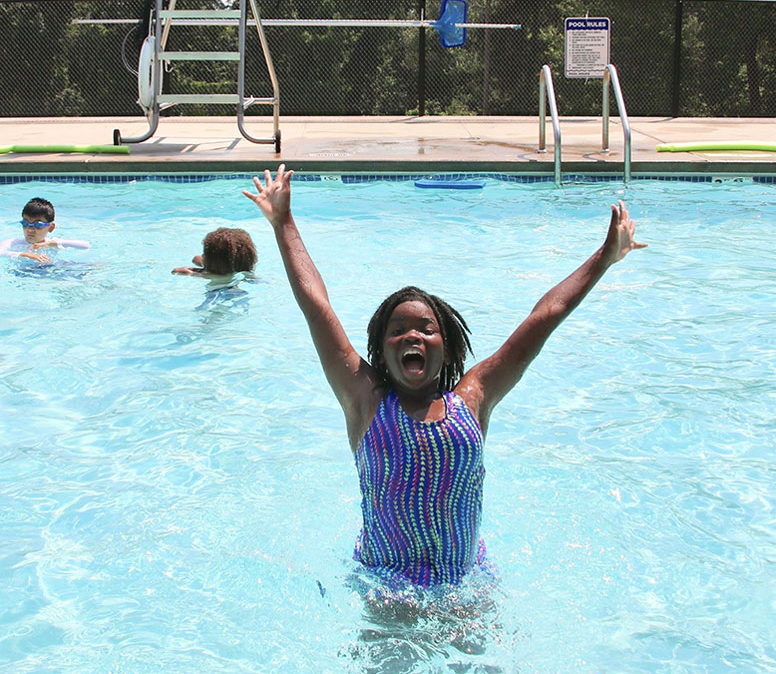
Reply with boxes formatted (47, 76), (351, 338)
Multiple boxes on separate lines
(354, 390), (486, 586)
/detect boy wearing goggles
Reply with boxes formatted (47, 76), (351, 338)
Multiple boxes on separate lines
(1, 198), (90, 263)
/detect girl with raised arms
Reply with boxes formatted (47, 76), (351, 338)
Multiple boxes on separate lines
(243, 165), (646, 587)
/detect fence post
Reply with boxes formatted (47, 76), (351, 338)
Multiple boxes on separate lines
(482, 0), (491, 115)
(418, 0), (426, 116)
(671, 0), (683, 117)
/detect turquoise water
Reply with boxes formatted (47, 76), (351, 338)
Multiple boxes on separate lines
(1, 175), (774, 673)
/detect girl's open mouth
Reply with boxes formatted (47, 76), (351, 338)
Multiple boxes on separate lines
(401, 348), (425, 375)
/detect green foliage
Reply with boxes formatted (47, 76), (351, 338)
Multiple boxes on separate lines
(1, 0), (775, 117)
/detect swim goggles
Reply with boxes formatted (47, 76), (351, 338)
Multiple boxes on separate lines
(20, 219), (52, 229)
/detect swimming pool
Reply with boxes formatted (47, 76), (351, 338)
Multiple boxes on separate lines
(1, 174), (774, 673)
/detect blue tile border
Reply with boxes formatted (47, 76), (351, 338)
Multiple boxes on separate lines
(0, 173), (324, 185)
(0, 172), (774, 185)
(340, 173), (559, 184)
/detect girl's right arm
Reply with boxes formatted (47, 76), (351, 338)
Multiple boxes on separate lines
(243, 166), (380, 447)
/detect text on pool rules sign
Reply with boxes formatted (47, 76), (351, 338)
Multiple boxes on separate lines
(565, 17), (611, 78)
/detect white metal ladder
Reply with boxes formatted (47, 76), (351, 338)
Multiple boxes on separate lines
(114, 0), (281, 151)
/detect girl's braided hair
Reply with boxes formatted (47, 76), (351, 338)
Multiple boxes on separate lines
(366, 286), (473, 391)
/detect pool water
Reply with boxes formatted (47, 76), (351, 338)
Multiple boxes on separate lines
(1, 175), (774, 673)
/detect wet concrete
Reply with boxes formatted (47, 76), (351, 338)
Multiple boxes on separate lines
(1, 115), (775, 175)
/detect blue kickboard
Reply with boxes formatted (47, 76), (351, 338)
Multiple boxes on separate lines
(414, 179), (486, 190)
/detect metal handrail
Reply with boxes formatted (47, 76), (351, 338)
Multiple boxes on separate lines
(602, 64), (631, 183)
(115, 0), (162, 144)
(238, 0), (280, 146)
(538, 65), (561, 185)
(114, 0), (280, 150)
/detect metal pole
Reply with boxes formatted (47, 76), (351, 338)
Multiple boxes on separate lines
(538, 65), (561, 185)
(539, 72), (547, 152)
(602, 68), (610, 151)
(672, 0), (683, 117)
(602, 64), (632, 183)
(482, 0), (491, 115)
(418, 0), (426, 116)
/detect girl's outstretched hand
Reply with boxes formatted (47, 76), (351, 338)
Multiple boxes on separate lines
(242, 164), (294, 227)
(603, 200), (648, 265)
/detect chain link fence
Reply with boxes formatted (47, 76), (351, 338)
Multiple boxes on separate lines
(1, 0), (774, 118)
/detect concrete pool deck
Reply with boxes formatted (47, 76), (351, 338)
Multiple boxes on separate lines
(1, 115), (775, 176)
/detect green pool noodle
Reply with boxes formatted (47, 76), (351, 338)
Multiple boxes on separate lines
(0, 144), (130, 155)
(657, 141), (776, 153)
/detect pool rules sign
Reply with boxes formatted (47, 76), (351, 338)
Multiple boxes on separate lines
(564, 17), (610, 78)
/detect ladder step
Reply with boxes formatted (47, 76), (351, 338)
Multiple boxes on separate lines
(156, 94), (279, 107)
(244, 97), (279, 107)
(158, 94), (240, 104)
(159, 10), (241, 19)
(160, 51), (240, 62)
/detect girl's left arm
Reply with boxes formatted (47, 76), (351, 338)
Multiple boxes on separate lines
(457, 200), (647, 432)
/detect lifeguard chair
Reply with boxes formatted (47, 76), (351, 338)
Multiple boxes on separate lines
(114, 0), (281, 152)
